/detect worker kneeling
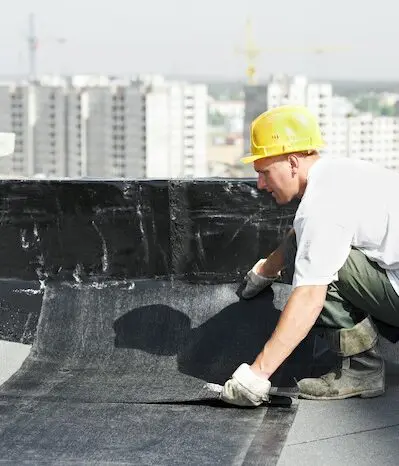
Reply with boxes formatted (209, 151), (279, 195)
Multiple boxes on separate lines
(211, 105), (399, 405)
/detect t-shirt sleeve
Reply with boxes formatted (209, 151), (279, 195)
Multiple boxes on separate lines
(292, 214), (355, 288)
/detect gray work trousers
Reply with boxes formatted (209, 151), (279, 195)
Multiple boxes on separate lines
(283, 233), (399, 332)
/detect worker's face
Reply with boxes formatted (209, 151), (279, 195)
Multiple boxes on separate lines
(254, 155), (298, 204)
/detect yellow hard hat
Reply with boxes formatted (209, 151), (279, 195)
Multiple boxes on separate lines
(241, 105), (325, 164)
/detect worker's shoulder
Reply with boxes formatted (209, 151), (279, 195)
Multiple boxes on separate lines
(305, 156), (399, 212)
(318, 155), (395, 171)
(316, 155), (369, 170)
(313, 156), (398, 182)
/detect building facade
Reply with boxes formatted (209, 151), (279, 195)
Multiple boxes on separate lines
(145, 77), (208, 178)
(0, 75), (208, 179)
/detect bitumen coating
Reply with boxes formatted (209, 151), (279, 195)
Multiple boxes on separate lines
(0, 281), (293, 465)
(0, 281), (398, 465)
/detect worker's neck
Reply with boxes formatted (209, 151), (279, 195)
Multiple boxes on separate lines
(297, 154), (321, 198)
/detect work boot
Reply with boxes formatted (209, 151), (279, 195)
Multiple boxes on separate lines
(298, 317), (385, 400)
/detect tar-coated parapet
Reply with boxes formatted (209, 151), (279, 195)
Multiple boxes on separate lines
(0, 178), (298, 283)
(168, 180), (297, 282)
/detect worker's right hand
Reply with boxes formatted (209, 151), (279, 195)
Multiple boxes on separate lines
(205, 363), (271, 407)
(237, 259), (279, 300)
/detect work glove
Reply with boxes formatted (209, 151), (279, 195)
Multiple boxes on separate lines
(238, 259), (279, 300)
(205, 363), (271, 407)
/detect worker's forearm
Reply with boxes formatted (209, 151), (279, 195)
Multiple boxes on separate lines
(260, 228), (295, 277)
(251, 285), (326, 377)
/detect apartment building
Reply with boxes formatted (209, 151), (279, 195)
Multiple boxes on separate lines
(145, 76), (208, 178)
(67, 78), (146, 179)
(0, 82), (33, 176)
(0, 75), (208, 179)
(34, 77), (68, 177)
(337, 113), (399, 170)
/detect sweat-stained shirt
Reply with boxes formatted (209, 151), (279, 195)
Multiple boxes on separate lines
(292, 156), (399, 295)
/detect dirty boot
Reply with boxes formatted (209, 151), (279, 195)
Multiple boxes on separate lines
(298, 317), (385, 400)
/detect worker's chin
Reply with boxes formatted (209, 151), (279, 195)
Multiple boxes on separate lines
(272, 192), (288, 205)
(271, 192), (280, 202)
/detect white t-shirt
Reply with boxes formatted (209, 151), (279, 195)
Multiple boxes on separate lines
(293, 156), (399, 296)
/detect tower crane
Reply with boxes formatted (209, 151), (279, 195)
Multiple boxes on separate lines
(235, 18), (349, 85)
(26, 13), (67, 81)
(235, 18), (262, 85)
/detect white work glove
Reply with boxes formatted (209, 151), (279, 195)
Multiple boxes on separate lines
(206, 363), (271, 407)
(238, 259), (279, 300)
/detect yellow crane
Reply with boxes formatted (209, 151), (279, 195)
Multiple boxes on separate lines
(235, 18), (262, 85)
(236, 18), (349, 85)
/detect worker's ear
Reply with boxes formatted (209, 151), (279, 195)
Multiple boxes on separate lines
(287, 154), (300, 177)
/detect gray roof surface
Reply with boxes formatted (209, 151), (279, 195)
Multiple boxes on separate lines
(279, 338), (399, 466)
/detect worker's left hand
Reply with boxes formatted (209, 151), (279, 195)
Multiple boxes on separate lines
(205, 363), (271, 407)
(237, 259), (279, 300)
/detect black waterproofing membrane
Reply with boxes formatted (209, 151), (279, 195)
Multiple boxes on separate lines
(1, 280), (303, 465)
(0, 179), (333, 464)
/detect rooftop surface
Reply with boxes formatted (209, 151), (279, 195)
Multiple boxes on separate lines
(1, 284), (399, 465)
(0, 178), (398, 464)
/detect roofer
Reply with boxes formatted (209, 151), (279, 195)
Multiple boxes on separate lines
(213, 104), (399, 406)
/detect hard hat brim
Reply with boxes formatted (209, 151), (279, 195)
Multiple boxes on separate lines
(241, 142), (326, 165)
(240, 153), (268, 164)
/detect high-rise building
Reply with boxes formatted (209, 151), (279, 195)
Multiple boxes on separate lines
(0, 81), (34, 176)
(67, 77), (147, 179)
(34, 78), (68, 177)
(343, 113), (399, 169)
(144, 76), (208, 178)
(65, 85), (87, 178)
(0, 75), (208, 179)
(0, 77), (70, 178)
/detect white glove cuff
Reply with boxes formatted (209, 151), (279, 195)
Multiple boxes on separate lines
(251, 258), (267, 274)
(232, 363), (271, 396)
(249, 259), (280, 282)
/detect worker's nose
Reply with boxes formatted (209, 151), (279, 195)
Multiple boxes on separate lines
(257, 174), (267, 190)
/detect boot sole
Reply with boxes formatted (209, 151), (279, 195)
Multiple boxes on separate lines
(299, 387), (385, 401)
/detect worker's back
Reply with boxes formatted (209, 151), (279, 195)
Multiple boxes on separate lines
(294, 156), (399, 290)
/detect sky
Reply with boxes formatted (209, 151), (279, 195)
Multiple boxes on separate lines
(0, 0), (398, 81)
